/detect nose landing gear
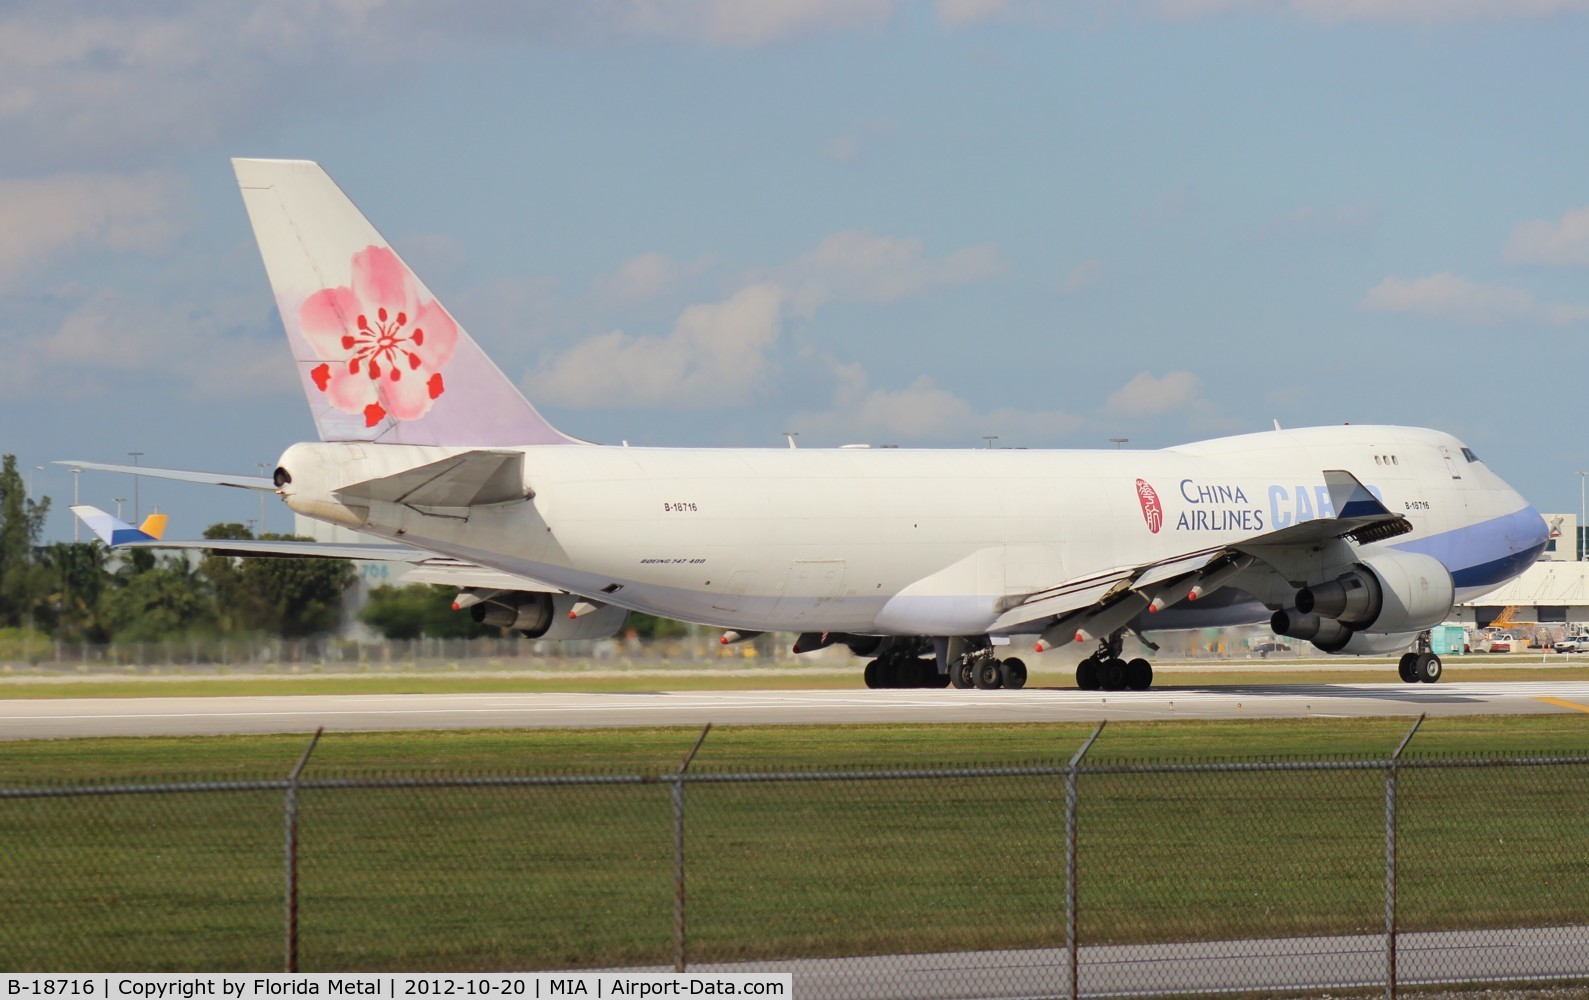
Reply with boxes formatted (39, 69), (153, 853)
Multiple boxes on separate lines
(1397, 630), (1442, 684)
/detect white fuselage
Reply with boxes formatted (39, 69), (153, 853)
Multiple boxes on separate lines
(275, 425), (1546, 637)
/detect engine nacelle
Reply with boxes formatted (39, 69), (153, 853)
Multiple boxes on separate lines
(472, 592), (630, 640)
(1294, 550), (1453, 635)
(1314, 631), (1418, 657)
(1270, 610), (1353, 648)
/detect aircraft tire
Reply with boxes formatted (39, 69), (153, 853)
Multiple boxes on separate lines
(974, 658), (1003, 690)
(951, 659), (975, 689)
(1001, 657), (1027, 690)
(1100, 657), (1127, 691)
(1125, 657), (1153, 691)
(1076, 657), (1101, 691)
(1415, 652), (1442, 684)
(913, 658), (937, 688)
(864, 660), (881, 689)
(1397, 653), (1418, 684)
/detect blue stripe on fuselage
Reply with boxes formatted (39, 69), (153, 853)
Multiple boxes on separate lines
(1392, 505), (1548, 592)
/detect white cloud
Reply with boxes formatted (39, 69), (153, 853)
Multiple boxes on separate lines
(1361, 273), (1589, 326)
(1106, 371), (1204, 417)
(794, 361), (1083, 444)
(591, 251), (716, 306)
(1060, 259), (1105, 295)
(4, 289), (298, 400)
(1504, 207), (1589, 267)
(763, 229), (1003, 317)
(527, 283), (784, 408)
(0, 172), (180, 290)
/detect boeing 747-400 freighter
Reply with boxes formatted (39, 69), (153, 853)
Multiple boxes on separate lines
(66, 160), (1549, 691)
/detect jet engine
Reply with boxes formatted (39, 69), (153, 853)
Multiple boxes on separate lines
(1315, 631), (1418, 656)
(472, 592), (630, 640)
(1271, 550), (1453, 653)
(1294, 550), (1454, 635)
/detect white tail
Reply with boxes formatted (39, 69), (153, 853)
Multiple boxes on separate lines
(233, 158), (579, 447)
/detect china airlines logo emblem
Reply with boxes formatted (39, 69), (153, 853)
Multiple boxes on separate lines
(1135, 479), (1163, 534)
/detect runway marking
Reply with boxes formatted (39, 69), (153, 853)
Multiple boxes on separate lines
(1534, 696), (1589, 714)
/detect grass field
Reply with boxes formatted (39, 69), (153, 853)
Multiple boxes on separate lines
(2, 717), (1588, 971)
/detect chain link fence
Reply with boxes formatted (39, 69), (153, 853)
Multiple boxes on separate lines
(4, 725), (1587, 997)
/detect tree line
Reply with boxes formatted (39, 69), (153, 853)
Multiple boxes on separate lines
(0, 455), (685, 645)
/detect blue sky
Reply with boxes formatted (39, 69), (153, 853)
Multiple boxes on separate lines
(6, 0), (1589, 541)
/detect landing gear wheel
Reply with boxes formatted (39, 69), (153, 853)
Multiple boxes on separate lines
(1100, 657), (1127, 691)
(1125, 657), (1153, 691)
(931, 668), (952, 689)
(1397, 652), (1418, 684)
(1415, 652), (1442, 684)
(1076, 657), (1101, 691)
(974, 658), (1004, 690)
(864, 660), (881, 689)
(1000, 657), (1028, 690)
(951, 659), (975, 689)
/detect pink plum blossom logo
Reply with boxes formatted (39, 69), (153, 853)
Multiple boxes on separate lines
(298, 246), (458, 427)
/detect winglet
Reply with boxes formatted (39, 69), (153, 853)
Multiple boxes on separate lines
(72, 505), (163, 546)
(1323, 470), (1392, 519)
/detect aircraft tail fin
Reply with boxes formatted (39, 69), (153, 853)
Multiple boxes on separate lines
(73, 506), (166, 547)
(232, 158), (581, 448)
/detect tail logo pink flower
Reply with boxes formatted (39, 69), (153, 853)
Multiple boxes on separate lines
(299, 246), (457, 427)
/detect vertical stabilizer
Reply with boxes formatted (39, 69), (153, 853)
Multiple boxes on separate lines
(233, 158), (579, 447)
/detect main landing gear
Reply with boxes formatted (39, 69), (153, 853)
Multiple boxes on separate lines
(1074, 633), (1154, 692)
(863, 638), (950, 689)
(946, 647), (1027, 691)
(1397, 630), (1443, 684)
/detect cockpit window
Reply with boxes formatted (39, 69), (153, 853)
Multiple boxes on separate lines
(1461, 447), (1481, 463)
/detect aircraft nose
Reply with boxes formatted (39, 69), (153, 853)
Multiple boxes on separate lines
(1511, 505), (1550, 556)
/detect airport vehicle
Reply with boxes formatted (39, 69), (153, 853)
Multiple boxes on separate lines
(65, 159), (1550, 691)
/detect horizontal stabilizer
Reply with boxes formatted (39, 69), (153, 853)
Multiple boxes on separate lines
(58, 460), (276, 492)
(71, 506), (169, 546)
(335, 451), (529, 508)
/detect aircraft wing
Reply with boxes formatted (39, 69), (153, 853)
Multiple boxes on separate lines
(57, 460), (276, 491)
(992, 470), (1409, 635)
(70, 505), (561, 594)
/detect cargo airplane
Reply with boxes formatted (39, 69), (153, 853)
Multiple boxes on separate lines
(65, 159), (1549, 691)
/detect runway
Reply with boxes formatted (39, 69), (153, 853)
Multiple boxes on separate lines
(4, 680), (1589, 739)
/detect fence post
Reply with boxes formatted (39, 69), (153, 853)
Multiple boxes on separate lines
(1385, 714), (1423, 1000)
(673, 724), (713, 973)
(1066, 722), (1106, 1000)
(285, 727), (324, 973)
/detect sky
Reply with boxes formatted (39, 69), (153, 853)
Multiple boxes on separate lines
(5, 0), (1589, 542)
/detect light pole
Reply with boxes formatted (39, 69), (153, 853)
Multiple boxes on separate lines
(114, 498), (126, 520)
(29, 465), (42, 498)
(1110, 438), (1129, 450)
(982, 435), (999, 450)
(1578, 471), (1587, 561)
(72, 468), (81, 542)
(128, 451), (144, 522)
